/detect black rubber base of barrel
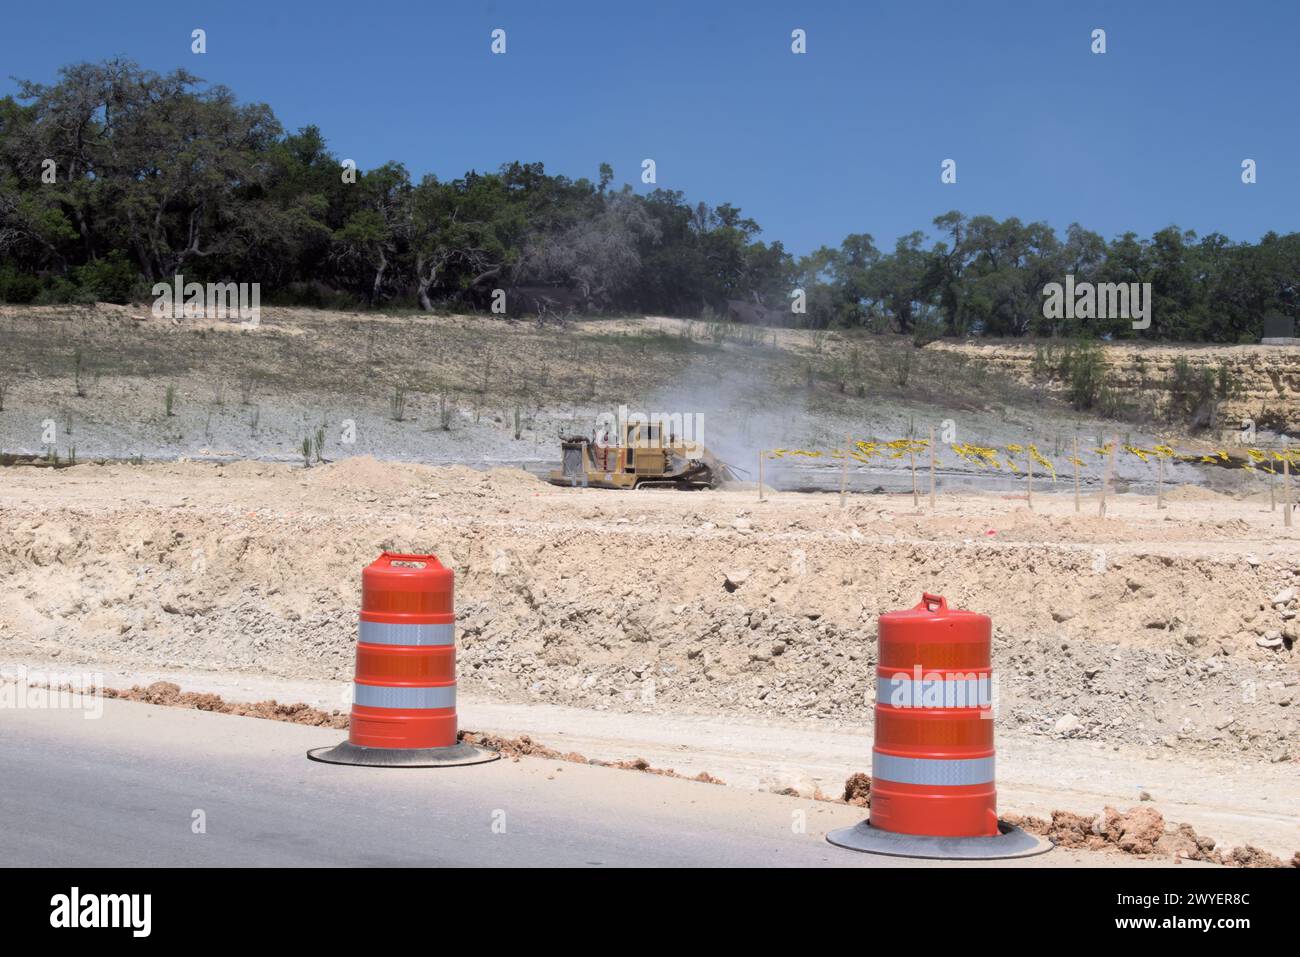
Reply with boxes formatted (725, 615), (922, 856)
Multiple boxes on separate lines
(826, 820), (1053, 860)
(306, 740), (500, 768)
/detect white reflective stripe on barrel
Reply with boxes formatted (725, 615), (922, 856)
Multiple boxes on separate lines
(871, 751), (995, 786)
(352, 683), (456, 709)
(358, 620), (455, 646)
(876, 675), (991, 709)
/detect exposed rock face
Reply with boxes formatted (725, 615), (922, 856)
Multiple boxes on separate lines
(932, 341), (1300, 435)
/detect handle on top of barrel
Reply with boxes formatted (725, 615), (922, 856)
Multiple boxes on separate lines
(376, 551), (435, 567)
(919, 592), (947, 613)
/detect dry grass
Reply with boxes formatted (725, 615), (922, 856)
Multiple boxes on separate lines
(0, 305), (1059, 427)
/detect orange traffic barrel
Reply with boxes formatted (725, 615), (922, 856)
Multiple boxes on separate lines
(827, 593), (1050, 860)
(307, 552), (498, 768)
(872, 591), (996, 837)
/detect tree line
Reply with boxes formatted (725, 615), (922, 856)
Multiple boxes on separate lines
(1, 58), (1294, 342)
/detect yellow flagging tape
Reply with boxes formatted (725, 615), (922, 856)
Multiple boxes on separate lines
(764, 440), (1298, 476)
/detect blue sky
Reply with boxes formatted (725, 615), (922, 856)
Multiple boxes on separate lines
(3, 0), (1295, 257)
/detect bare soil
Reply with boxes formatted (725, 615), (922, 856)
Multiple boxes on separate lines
(3, 305), (1297, 864)
(0, 305), (1213, 493)
(2, 456), (1297, 765)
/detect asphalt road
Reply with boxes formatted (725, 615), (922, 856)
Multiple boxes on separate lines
(2, 696), (862, 866)
(0, 693), (1100, 868)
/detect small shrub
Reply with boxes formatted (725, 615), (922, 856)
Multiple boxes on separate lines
(72, 251), (136, 304)
(73, 348), (87, 398)
(911, 315), (943, 348)
(238, 373), (258, 406)
(1030, 344), (1058, 383)
(1168, 360), (1239, 430)
(892, 349), (913, 388)
(36, 276), (93, 305)
(1059, 341), (1106, 411)
(1098, 384), (1129, 420)
(0, 264), (40, 304)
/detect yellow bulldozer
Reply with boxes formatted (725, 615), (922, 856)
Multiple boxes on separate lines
(548, 421), (735, 490)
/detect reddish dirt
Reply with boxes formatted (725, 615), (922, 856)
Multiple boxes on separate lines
(457, 731), (725, 784)
(1002, 805), (1294, 867)
(96, 685), (729, 785)
(103, 681), (349, 727)
(457, 730), (587, 763)
(842, 772), (872, 808)
(595, 755), (725, 784)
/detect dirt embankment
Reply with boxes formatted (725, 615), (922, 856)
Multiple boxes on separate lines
(0, 305), (1203, 485)
(1, 457), (1297, 763)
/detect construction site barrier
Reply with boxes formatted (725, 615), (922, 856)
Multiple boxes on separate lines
(871, 593), (996, 837)
(766, 438), (1298, 474)
(307, 552), (498, 768)
(827, 593), (1050, 860)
